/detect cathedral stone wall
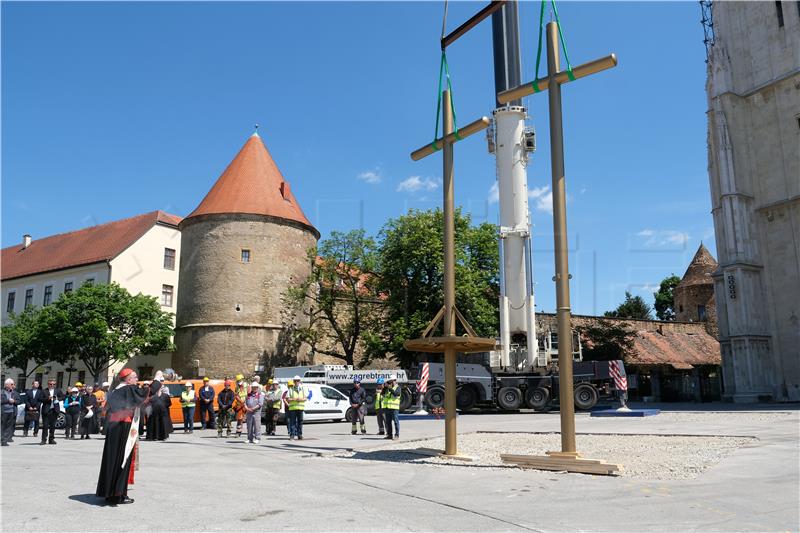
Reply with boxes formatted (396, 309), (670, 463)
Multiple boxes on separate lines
(174, 213), (317, 378)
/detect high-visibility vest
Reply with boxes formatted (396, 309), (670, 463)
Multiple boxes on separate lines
(287, 387), (306, 411)
(270, 389), (282, 409)
(373, 390), (383, 410)
(383, 386), (400, 410)
(181, 390), (196, 408)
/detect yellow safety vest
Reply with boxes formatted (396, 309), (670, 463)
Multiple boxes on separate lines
(270, 388), (282, 409)
(383, 386), (400, 410)
(181, 390), (196, 408)
(288, 386), (306, 411)
(373, 390), (383, 410)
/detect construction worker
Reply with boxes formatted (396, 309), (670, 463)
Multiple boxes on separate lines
(382, 375), (401, 440)
(349, 377), (367, 435)
(233, 374), (247, 438)
(374, 377), (385, 435)
(198, 377), (216, 430)
(286, 376), (307, 440)
(180, 382), (196, 433)
(264, 379), (281, 436)
(216, 380), (234, 438)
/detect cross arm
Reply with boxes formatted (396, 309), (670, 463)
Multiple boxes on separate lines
(410, 116), (491, 161)
(496, 53), (617, 105)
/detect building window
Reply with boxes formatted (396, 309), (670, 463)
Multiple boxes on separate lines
(77, 371), (86, 386)
(161, 284), (174, 307)
(64, 281), (73, 293)
(24, 289), (34, 308)
(241, 249), (251, 263)
(698, 305), (707, 322)
(17, 373), (26, 391)
(776, 1), (785, 26)
(84, 278), (94, 286)
(43, 285), (53, 306)
(56, 371), (64, 389)
(163, 248), (176, 270)
(6, 292), (15, 313)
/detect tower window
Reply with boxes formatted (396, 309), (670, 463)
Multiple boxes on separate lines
(776, 1), (784, 27)
(698, 305), (707, 321)
(161, 284), (174, 307)
(6, 292), (15, 313)
(163, 248), (176, 270)
(241, 249), (251, 263)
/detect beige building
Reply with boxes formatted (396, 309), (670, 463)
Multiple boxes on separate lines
(705, 2), (800, 401)
(0, 210), (182, 387)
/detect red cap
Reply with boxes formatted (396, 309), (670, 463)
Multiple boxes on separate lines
(118, 368), (133, 379)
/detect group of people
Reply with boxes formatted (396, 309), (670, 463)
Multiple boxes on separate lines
(349, 375), (402, 440)
(1, 377), (109, 446)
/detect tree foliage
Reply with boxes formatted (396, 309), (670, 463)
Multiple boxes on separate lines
(284, 230), (385, 367)
(1, 306), (67, 376)
(604, 291), (653, 320)
(653, 274), (681, 321)
(375, 208), (499, 368)
(580, 319), (636, 361)
(44, 283), (175, 381)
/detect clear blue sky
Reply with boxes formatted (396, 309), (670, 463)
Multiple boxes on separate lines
(2, 1), (715, 316)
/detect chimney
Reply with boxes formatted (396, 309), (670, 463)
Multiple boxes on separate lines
(22, 234), (32, 249)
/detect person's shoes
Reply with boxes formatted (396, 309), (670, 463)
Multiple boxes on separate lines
(226, 432), (232, 437)
(23, 432), (28, 437)
(33, 432), (38, 438)
(236, 432), (242, 438)
(378, 430), (385, 435)
(70, 436), (76, 439)
(86, 436), (91, 439)
(49, 440), (57, 445)
(189, 430), (193, 434)
(119, 496), (134, 504)
(39, 441), (46, 445)
(361, 429), (367, 435)
(1, 443), (8, 446)
(254, 439), (260, 444)
(351, 430), (357, 435)
(80, 436), (84, 440)
(384, 435), (393, 440)
(248, 440), (253, 444)
(297, 436), (303, 440)
(393, 436), (399, 440)
(105, 497), (118, 506)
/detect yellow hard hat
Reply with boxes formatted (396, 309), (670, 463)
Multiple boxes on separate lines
(287, 380), (294, 386)
(203, 377), (209, 382)
(236, 374), (245, 381)
(268, 379), (274, 384)
(75, 382), (83, 387)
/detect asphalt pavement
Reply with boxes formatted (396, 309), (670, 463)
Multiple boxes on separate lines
(1, 403), (797, 532)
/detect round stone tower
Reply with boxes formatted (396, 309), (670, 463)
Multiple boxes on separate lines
(174, 132), (319, 378)
(674, 243), (718, 337)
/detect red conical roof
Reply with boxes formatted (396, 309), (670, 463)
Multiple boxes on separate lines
(677, 243), (717, 288)
(186, 133), (318, 236)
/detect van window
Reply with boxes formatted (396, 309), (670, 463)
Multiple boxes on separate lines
(166, 384), (185, 397)
(321, 386), (346, 400)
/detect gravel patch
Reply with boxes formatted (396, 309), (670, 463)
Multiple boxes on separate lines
(324, 432), (758, 480)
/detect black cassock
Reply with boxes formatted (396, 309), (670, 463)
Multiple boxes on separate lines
(96, 384), (147, 499)
(146, 382), (173, 441)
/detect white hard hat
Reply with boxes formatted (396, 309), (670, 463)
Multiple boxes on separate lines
(293, 375), (302, 381)
(251, 381), (260, 388)
(71, 387), (79, 392)
(102, 382), (109, 387)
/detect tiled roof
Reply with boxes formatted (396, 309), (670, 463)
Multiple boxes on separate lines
(185, 133), (318, 236)
(627, 329), (721, 368)
(1, 211), (182, 281)
(677, 243), (717, 288)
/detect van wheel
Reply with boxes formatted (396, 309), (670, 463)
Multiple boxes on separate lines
(497, 387), (522, 410)
(456, 385), (477, 410)
(425, 386), (445, 409)
(574, 384), (598, 410)
(345, 407), (356, 422)
(525, 387), (550, 410)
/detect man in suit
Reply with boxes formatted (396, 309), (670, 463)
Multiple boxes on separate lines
(40, 378), (64, 445)
(198, 377), (216, 430)
(1, 378), (21, 446)
(23, 380), (43, 437)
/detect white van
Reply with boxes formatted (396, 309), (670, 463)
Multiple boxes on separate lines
(265, 383), (350, 424)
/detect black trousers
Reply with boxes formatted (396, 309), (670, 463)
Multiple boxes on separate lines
(1, 412), (15, 444)
(65, 411), (79, 437)
(41, 411), (57, 443)
(199, 402), (215, 428)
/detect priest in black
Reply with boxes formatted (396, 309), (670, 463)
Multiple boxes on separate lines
(96, 368), (148, 505)
(145, 378), (172, 441)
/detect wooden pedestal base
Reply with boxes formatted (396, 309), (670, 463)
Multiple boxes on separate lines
(501, 453), (621, 476)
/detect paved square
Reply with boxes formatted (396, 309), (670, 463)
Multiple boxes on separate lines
(1, 404), (798, 532)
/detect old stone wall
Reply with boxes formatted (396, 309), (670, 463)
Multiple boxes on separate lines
(174, 214), (317, 378)
(674, 284), (719, 338)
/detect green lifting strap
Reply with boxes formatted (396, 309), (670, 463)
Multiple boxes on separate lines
(532, 0), (575, 94)
(432, 50), (461, 152)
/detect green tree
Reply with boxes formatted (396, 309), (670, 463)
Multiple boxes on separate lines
(604, 291), (653, 320)
(376, 208), (499, 367)
(45, 283), (175, 382)
(0, 306), (66, 377)
(653, 274), (681, 321)
(284, 230), (386, 367)
(579, 319), (636, 361)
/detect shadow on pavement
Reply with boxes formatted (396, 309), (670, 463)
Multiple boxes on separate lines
(68, 494), (107, 507)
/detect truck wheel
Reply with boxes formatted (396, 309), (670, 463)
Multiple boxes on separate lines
(345, 407), (356, 422)
(425, 386), (445, 409)
(524, 387), (550, 410)
(399, 388), (413, 412)
(456, 385), (477, 411)
(497, 387), (522, 410)
(574, 384), (598, 410)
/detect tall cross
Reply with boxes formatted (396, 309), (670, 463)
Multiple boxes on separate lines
(498, 22), (617, 456)
(405, 90), (495, 457)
